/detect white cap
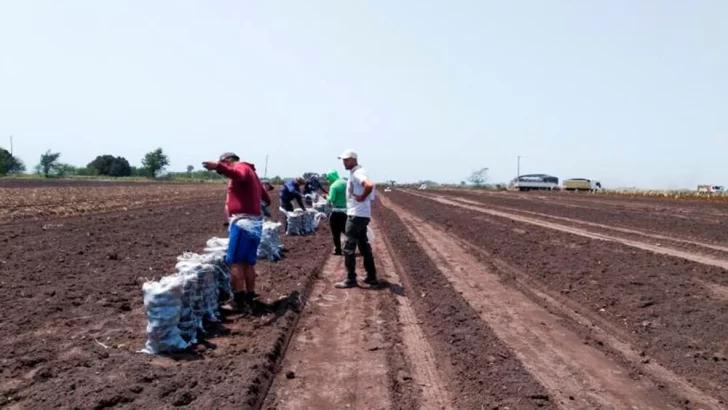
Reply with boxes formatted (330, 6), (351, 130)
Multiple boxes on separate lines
(338, 149), (358, 160)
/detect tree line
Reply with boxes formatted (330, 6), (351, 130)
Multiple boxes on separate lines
(0, 147), (296, 183)
(0, 147), (214, 179)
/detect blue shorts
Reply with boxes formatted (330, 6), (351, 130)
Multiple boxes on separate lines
(225, 218), (263, 265)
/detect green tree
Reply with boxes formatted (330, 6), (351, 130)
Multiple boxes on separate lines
(141, 148), (170, 178)
(87, 155), (132, 177)
(270, 175), (284, 185)
(37, 150), (62, 177)
(0, 148), (26, 175)
(468, 167), (489, 187)
(55, 163), (78, 177)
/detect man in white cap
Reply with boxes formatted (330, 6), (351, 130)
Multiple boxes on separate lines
(335, 149), (378, 288)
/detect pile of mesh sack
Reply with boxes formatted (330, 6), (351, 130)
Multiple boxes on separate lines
(175, 258), (220, 345)
(141, 252), (227, 354)
(140, 275), (189, 354)
(313, 198), (332, 217)
(258, 221), (283, 261)
(140, 218), (286, 354)
(203, 237), (233, 303)
(282, 209), (326, 236)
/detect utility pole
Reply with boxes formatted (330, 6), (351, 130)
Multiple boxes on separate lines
(9, 135), (13, 155)
(517, 155), (520, 179)
(263, 154), (269, 179)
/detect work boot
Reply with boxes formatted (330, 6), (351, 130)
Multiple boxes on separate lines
(232, 292), (248, 312)
(246, 292), (271, 315)
(335, 280), (357, 289)
(362, 276), (379, 286)
(332, 248), (343, 256)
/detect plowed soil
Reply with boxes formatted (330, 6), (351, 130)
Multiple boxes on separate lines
(441, 189), (728, 244)
(372, 202), (555, 409)
(386, 189), (728, 407)
(0, 185), (331, 409)
(5, 180), (728, 409)
(0, 182), (225, 223)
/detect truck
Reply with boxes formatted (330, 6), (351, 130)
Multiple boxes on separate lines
(510, 174), (560, 191)
(563, 178), (602, 192)
(697, 185), (725, 193)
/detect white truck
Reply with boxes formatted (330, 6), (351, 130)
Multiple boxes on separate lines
(697, 185), (725, 193)
(511, 174), (560, 191)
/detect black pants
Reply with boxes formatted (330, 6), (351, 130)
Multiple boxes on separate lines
(280, 200), (294, 231)
(344, 216), (377, 282)
(329, 212), (347, 252)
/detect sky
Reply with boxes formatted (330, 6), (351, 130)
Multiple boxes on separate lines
(0, 1), (726, 189)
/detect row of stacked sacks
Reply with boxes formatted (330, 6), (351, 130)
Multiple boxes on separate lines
(140, 222), (284, 354)
(280, 202), (328, 236)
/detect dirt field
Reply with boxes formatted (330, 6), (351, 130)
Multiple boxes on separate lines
(2, 181), (728, 409)
(0, 182), (332, 409)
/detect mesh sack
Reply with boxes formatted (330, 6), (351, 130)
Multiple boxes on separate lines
(200, 245), (232, 303)
(141, 275), (189, 354)
(258, 221), (283, 261)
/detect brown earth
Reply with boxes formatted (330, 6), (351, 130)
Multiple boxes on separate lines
(0, 183), (225, 223)
(6, 180), (728, 409)
(386, 190), (728, 406)
(0, 178), (182, 188)
(440, 189), (728, 244)
(427, 194), (728, 271)
(372, 199), (556, 409)
(0, 188), (331, 409)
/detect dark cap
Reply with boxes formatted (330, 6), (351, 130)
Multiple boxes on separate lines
(219, 152), (239, 161)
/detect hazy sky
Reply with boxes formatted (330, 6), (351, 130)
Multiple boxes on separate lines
(1, 1), (726, 188)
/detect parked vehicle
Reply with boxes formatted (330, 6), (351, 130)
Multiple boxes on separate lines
(510, 174), (559, 191)
(697, 185), (725, 193)
(563, 178), (602, 192)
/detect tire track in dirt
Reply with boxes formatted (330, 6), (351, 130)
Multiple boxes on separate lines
(374, 202), (555, 409)
(266, 223), (452, 410)
(414, 192), (728, 271)
(371, 220), (453, 410)
(265, 256), (391, 410)
(441, 189), (728, 244)
(442, 195), (728, 301)
(449, 195), (728, 256)
(380, 196), (682, 409)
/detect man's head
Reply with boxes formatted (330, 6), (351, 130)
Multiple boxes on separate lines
(337, 149), (358, 171)
(219, 152), (240, 165)
(295, 177), (305, 185)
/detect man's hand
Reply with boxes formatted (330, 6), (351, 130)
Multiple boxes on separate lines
(202, 161), (218, 171)
(355, 194), (368, 202)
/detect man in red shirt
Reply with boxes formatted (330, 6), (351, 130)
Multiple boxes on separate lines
(203, 152), (271, 312)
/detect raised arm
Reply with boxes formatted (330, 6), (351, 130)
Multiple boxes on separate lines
(214, 162), (247, 181)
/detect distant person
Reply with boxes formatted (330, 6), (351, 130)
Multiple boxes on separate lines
(326, 169), (347, 255)
(335, 149), (378, 288)
(279, 177), (306, 212)
(259, 179), (275, 217)
(304, 174), (328, 197)
(203, 152), (271, 311)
